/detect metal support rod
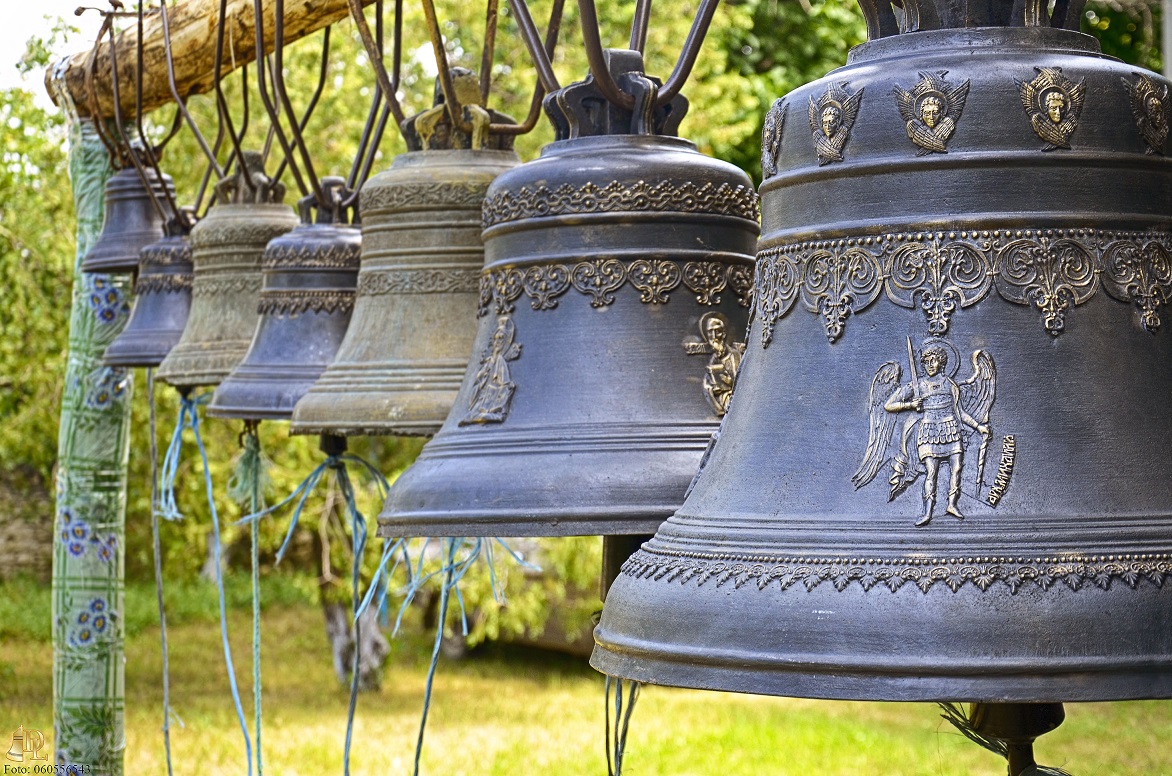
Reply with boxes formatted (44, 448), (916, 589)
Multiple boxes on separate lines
(629, 0), (652, 53)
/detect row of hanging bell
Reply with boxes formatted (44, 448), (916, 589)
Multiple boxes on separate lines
(377, 50), (760, 538)
(291, 69), (520, 437)
(209, 177), (361, 421)
(102, 211), (194, 368)
(157, 152), (299, 389)
(82, 145), (176, 275)
(594, 0), (1172, 706)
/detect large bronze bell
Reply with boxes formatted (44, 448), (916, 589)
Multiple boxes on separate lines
(157, 153), (298, 389)
(209, 178), (361, 420)
(82, 158), (176, 274)
(378, 50), (760, 537)
(291, 84), (520, 436)
(594, 3), (1172, 704)
(102, 215), (194, 368)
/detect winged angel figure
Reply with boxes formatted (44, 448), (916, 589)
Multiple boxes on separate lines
(852, 339), (996, 526)
(893, 71), (969, 155)
(1018, 67), (1086, 151)
(809, 82), (864, 165)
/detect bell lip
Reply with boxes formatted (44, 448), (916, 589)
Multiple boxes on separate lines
(588, 641), (1172, 703)
(288, 416), (442, 438)
(376, 511), (670, 539)
(102, 336), (181, 367)
(205, 404), (294, 421)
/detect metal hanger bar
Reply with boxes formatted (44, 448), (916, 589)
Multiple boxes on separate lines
(420, 0), (473, 135)
(347, 0), (408, 132)
(496, 0), (565, 135)
(84, 13), (123, 165)
(269, 18), (331, 201)
(215, 0), (255, 192)
(629, 0), (651, 52)
(253, 0), (308, 195)
(505, 0), (560, 93)
(135, 3), (181, 221)
(480, 0), (500, 104)
(576, 0), (636, 109)
(655, 0), (719, 105)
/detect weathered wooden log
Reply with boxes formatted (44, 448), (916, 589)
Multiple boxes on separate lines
(47, 0), (378, 119)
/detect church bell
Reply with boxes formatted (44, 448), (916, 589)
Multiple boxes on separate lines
(102, 216), (193, 368)
(82, 160), (176, 275)
(378, 49), (760, 538)
(209, 177), (361, 420)
(157, 152), (298, 389)
(291, 85), (520, 437)
(593, 2), (1172, 704)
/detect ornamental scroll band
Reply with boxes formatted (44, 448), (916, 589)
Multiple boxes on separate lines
(481, 180), (761, 229)
(620, 548), (1172, 595)
(477, 259), (755, 317)
(752, 229), (1172, 343)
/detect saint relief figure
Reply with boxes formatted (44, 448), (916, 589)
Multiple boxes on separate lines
(853, 339), (996, 526)
(460, 315), (522, 426)
(809, 82), (863, 165)
(685, 312), (746, 417)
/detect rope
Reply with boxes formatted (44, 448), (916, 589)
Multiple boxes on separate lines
(236, 444), (387, 775)
(166, 390), (253, 775)
(146, 370), (174, 776)
(358, 536), (536, 776)
(605, 676), (641, 776)
(229, 423), (269, 776)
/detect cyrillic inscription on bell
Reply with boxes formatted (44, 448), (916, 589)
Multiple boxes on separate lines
(594, 3), (1172, 706)
(378, 49), (760, 539)
(157, 152), (297, 389)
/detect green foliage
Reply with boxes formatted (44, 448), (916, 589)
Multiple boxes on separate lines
(1084, 0), (1162, 71)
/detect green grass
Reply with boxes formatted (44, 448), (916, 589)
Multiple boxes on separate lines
(1, 579), (1170, 774)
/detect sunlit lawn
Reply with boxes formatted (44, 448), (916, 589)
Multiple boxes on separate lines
(2, 579), (1171, 774)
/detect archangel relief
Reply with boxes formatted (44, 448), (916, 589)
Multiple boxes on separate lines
(1018, 67), (1085, 151)
(809, 82), (864, 165)
(852, 338), (997, 526)
(893, 71), (970, 155)
(684, 312), (746, 417)
(460, 315), (522, 426)
(1124, 72), (1169, 154)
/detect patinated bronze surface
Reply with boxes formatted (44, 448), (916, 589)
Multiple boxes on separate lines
(378, 50), (759, 538)
(81, 165), (175, 274)
(290, 147), (518, 436)
(156, 153), (297, 389)
(102, 227), (192, 367)
(593, 11), (1172, 702)
(210, 178), (361, 421)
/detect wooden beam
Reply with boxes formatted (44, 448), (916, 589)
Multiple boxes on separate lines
(47, 0), (377, 119)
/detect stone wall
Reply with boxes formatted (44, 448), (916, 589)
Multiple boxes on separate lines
(0, 470), (53, 581)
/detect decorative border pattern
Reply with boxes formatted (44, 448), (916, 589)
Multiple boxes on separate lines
(262, 243), (360, 270)
(140, 244), (191, 267)
(357, 268), (480, 296)
(477, 260), (754, 316)
(192, 275), (263, 297)
(191, 220), (294, 250)
(753, 228), (1172, 343)
(361, 182), (488, 213)
(482, 180), (761, 228)
(257, 289), (355, 316)
(135, 274), (192, 295)
(623, 548), (1172, 594)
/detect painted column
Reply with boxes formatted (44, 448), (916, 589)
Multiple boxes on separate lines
(52, 119), (134, 776)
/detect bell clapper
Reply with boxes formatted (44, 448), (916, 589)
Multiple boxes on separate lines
(966, 702), (1066, 776)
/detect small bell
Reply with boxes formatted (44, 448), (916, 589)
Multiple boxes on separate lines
(102, 212), (194, 368)
(82, 152), (176, 275)
(594, 2), (1172, 705)
(157, 152), (298, 389)
(291, 75), (520, 436)
(209, 177), (361, 420)
(378, 49), (760, 538)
